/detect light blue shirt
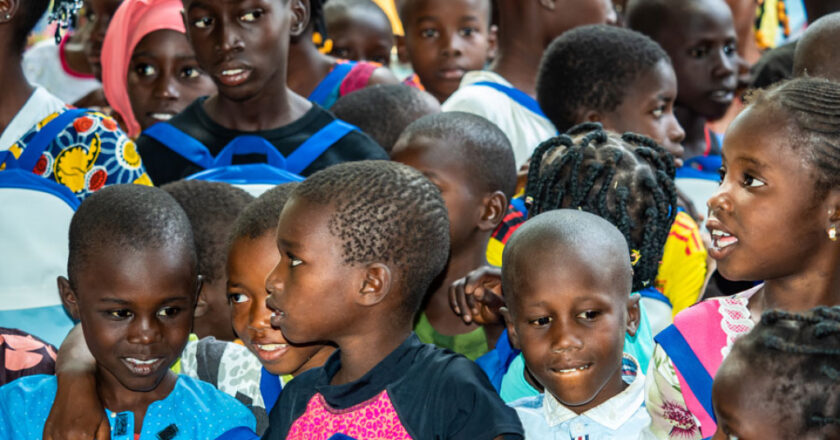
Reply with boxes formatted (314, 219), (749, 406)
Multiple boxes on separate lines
(0, 374), (256, 439)
(509, 355), (650, 440)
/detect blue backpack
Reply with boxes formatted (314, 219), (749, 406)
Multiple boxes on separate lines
(143, 120), (357, 195)
(0, 109), (87, 346)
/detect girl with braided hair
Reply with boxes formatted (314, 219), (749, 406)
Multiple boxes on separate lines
(646, 77), (840, 440)
(712, 306), (840, 439)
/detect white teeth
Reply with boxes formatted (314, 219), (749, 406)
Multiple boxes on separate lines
(222, 69), (244, 76)
(711, 229), (731, 238)
(150, 113), (173, 121)
(557, 365), (589, 373)
(126, 358), (158, 365)
(256, 344), (287, 351)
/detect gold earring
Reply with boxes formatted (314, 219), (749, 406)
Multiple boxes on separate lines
(830, 224), (837, 242)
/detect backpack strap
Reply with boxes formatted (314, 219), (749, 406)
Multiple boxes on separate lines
(654, 324), (717, 424)
(143, 122), (214, 169)
(212, 135), (287, 169)
(285, 120), (356, 174)
(471, 81), (546, 118)
(308, 61), (356, 106)
(259, 367), (283, 414)
(16, 108), (87, 172)
(638, 287), (672, 307)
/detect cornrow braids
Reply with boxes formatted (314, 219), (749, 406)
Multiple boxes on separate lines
(747, 77), (840, 191)
(524, 123), (677, 292)
(724, 306), (840, 436)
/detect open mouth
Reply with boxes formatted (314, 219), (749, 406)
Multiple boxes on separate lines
(216, 68), (253, 87)
(709, 89), (735, 104)
(251, 342), (290, 362)
(710, 228), (738, 251)
(121, 357), (164, 376)
(552, 362), (592, 375)
(147, 112), (175, 121)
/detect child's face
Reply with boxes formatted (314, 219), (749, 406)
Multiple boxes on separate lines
(265, 197), (362, 345)
(707, 105), (830, 282)
(227, 233), (331, 376)
(327, 7), (394, 66)
(597, 60), (685, 166)
(541, 0), (616, 44)
(711, 354), (778, 440)
(182, 0), (298, 102)
(400, 0), (496, 102)
(657, 0), (738, 120)
(128, 30), (216, 131)
(391, 136), (485, 253)
(61, 245), (195, 395)
(505, 246), (637, 414)
(81, 0), (123, 80)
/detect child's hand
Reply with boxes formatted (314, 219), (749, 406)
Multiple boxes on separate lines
(448, 266), (506, 326)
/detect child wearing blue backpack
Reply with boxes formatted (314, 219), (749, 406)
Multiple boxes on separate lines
(135, 0), (388, 185)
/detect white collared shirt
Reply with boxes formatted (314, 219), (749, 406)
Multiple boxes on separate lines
(510, 355), (652, 440)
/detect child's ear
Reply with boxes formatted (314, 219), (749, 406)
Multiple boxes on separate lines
(486, 24), (499, 61)
(478, 191), (508, 231)
(194, 275), (209, 317)
(289, 0), (310, 38)
(500, 306), (521, 350)
(625, 293), (641, 337)
(824, 189), (840, 241)
(0, 0), (20, 22)
(57, 276), (81, 321)
(582, 110), (602, 124)
(356, 263), (392, 307)
(395, 34), (409, 64)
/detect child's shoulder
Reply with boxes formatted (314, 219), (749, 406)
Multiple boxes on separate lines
(0, 375), (57, 439)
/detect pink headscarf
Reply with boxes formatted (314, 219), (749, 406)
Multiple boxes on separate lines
(101, 0), (186, 138)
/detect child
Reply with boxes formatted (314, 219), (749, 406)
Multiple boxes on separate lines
(262, 161), (523, 439)
(80, 0), (122, 82)
(645, 77), (840, 439)
(134, 0), (387, 185)
(0, 184), (255, 438)
(23, 31), (101, 105)
(391, 112), (516, 360)
(100, 0), (217, 138)
(330, 84), (440, 152)
(324, 0), (395, 67)
(534, 24), (705, 328)
(442, 0), (615, 167)
(792, 12), (840, 82)
(502, 210), (648, 439)
(711, 306), (840, 439)
(627, 0), (738, 160)
(396, 0), (497, 103)
(287, 0), (399, 109)
(161, 180), (254, 341)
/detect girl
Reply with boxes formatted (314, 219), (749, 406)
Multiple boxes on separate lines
(287, 0), (398, 109)
(646, 77), (840, 439)
(100, 0), (216, 138)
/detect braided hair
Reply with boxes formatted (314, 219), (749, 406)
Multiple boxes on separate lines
(524, 123), (677, 292)
(746, 77), (840, 192)
(722, 307), (840, 437)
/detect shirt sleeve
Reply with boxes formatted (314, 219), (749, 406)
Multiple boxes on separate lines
(645, 344), (702, 440)
(656, 212), (708, 316)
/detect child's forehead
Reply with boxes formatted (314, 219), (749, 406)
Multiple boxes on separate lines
(403, 0), (490, 21)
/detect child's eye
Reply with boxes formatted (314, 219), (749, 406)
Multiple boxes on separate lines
(723, 42), (737, 56)
(157, 307), (181, 318)
(192, 16), (213, 29)
(459, 27), (477, 37)
(651, 105), (665, 119)
(576, 310), (600, 321)
(227, 293), (249, 304)
(742, 174), (765, 188)
(689, 46), (709, 58)
(180, 66), (201, 79)
(420, 28), (439, 39)
(528, 316), (552, 327)
(135, 63), (156, 77)
(240, 9), (263, 22)
(108, 309), (132, 319)
(717, 167), (726, 183)
(286, 253), (303, 267)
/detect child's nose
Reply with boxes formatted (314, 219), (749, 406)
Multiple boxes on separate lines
(154, 77), (180, 100)
(707, 181), (733, 215)
(127, 316), (161, 345)
(712, 48), (736, 78)
(550, 321), (584, 351)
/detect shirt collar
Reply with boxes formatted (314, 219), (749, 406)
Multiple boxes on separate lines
(541, 354), (645, 431)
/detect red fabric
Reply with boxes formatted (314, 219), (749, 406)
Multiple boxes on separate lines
(338, 62), (379, 97)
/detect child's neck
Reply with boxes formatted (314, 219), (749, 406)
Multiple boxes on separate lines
(424, 239), (488, 336)
(287, 34), (336, 99)
(675, 105), (708, 159)
(749, 249), (840, 319)
(0, 51), (34, 135)
(96, 368), (177, 433)
(330, 320), (413, 386)
(204, 84), (310, 132)
(490, 41), (541, 98)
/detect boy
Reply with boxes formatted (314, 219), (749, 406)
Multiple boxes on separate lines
(161, 180), (254, 341)
(263, 161), (523, 439)
(330, 84), (441, 152)
(792, 12), (840, 82)
(501, 209), (647, 439)
(391, 112), (516, 359)
(325, 0), (395, 67)
(0, 184), (255, 439)
(396, 0), (497, 103)
(442, 0), (615, 167)
(626, 0), (738, 159)
(135, 0), (387, 185)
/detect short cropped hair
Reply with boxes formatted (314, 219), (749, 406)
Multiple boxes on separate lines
(67, 184), (196, 282)
(161, 180), (253, 283)
(537, 24), (670, 132)
(396, 111), (517, 198)
(292, 161), (450, 317)
(331, 85), (441, 153)
(230, 183), (300, 242)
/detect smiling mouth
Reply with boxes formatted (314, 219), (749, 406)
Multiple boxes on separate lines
(552, 363), (592, 375)
(251, 342), (290, 361)
(216, 68), (253, 87)
(148, 112), (174, 121)
(121, 357), (165, 376)
(709, 89), (735, 103)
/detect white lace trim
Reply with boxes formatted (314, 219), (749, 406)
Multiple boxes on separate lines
(717, 289), (758, 358)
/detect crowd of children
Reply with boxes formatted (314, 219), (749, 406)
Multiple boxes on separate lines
(2, 0), (840, 438)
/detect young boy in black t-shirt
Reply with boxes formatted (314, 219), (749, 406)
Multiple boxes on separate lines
(263, 161), (523, 440)
(136, 0), (387, 185)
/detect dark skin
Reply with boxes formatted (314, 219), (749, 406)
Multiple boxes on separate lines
(802, 0), (840, 23)
(325, 5), (394, 66)
(391, 135), (507, 343)
(706, 104), (840, 321)
(183, 0), (311, 131)
(0, 0), (35, 137)
(491, 0), (615, 97)
(81, 0), (123, 81)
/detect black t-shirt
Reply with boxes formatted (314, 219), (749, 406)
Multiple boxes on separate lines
(136, 97), (388, 185)
(263, 334), (524, 440)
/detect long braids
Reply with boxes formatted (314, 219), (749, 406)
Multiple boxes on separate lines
(524, 123), (677, 292)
